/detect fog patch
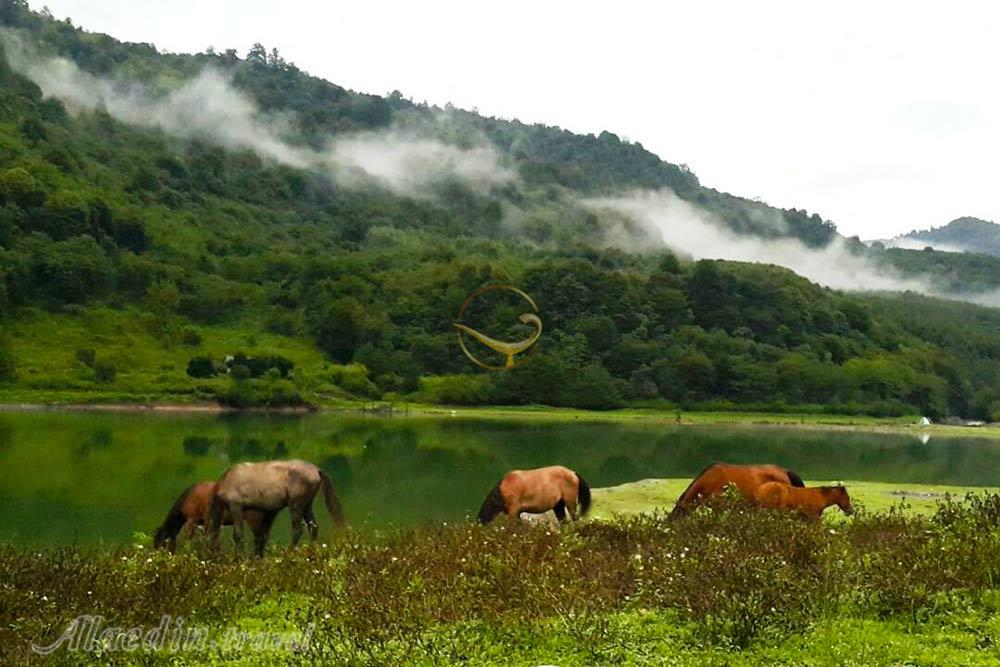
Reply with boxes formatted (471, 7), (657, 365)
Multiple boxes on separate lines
(0, 29), (513, 197)
(586, 189), (934, 293)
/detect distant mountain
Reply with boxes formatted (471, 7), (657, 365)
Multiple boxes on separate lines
(882, 217), (1000, 256)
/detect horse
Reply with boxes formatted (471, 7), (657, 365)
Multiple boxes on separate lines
(209, 459), (346, 556)
(478, 465), (591, 524)
(153, 481), (267, 551)
(670, 462), (805, 518)
(755, 482), (854, 519)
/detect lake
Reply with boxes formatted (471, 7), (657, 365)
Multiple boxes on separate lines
(1, 411), (998, 545)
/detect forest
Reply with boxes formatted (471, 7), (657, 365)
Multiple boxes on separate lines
(2, 1), (1000, 419)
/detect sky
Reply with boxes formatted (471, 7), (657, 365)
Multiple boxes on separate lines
(26, 0), (1000, 239)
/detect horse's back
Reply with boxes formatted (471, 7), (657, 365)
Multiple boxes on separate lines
(754, 481), (790, 508)
(499, 465), (578, 513)
(217, 459), (322, 509)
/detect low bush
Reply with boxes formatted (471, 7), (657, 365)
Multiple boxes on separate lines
(3, 494), (1000, 664)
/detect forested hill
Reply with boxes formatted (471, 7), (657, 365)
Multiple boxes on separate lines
(0, 2), (837, 248)
(3, 2), (1000, 421)
(888, 217), (1000, 256)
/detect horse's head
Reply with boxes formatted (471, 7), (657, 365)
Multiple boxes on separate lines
(830, 486), (854, 515)
(153, 525), (175, 551)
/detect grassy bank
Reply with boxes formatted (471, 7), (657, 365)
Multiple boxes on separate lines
(592, 479), (1000, 518)
(4, 494), (1000, 665)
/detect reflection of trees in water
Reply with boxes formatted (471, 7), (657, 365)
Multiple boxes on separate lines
(73, 429), (112, 457)
(182, 435), (213, 456)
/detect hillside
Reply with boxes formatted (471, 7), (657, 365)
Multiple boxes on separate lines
(885, 217), (1000, 256)
(3, 3), (1000, 419)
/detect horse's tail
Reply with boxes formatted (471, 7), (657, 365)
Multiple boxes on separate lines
(319, 471), (347, 529)
(669, 462), (719, 519)
(576, 473), (592, 518)
(477, 483), (505, 524)
(785, 468), (805, 487)
(155, 483), (196, 548)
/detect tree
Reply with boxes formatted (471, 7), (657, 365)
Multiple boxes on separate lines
(186, 356), (216, 379)
(247, 43), (267, 65)
(0, 341), (15, 382)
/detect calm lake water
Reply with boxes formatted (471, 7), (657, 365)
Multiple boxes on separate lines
(1, 411), (999, 545)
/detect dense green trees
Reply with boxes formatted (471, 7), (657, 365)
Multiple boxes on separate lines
(0, 4), (999, 417)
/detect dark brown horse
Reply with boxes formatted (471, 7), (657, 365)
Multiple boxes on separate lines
(209, 459), (346, 556)
(154, 481), (266, 551)
(478, 465), (591, 524)
(755, 482), (854, 519)
(670, 462), (805, 518)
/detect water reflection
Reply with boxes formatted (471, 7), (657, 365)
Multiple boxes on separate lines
(2, 411), (1000, 544)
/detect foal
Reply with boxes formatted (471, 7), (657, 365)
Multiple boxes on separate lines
(154, 481), (265, 551)
(755, 482), (854, 519)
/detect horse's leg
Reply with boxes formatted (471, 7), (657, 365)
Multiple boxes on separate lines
(553, 499), (567, 523)
(231, 505), (246, 552)
(506, 504), (521, 522)
(565, 491), (579, 521)
(304, 503), (319, 543)
(184, 518), (197, 541)
(252, 512), (277, 557)
(290, 506), (305, 547)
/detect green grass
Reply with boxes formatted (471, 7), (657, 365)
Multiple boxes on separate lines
(6, 495), (1000, 665)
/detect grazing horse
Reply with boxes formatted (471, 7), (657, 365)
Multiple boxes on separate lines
(153, 481), (267, 551)
(755, 482), (854, 519)
(478, 465), (591, 524)
(209, 459), (346, 556)
(670, 462), (805, 518)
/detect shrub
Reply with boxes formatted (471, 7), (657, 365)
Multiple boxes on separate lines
(74, 348), (96, 366)
(329, 363), (380, 398)
(0, 342), (15, 382)
(186, 356), (216, 379)
(415, 375), (495, 405)
(181, 328), (202, 346)
(94, 359), (116, 383)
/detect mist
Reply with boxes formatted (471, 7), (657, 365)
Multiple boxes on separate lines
(0, 29), (514, 198)
(586, 189), (1000, 308)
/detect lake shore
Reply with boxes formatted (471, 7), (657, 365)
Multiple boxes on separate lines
(4, 396), (999, 440)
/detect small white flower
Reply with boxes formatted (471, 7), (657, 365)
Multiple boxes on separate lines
(145, 558), (153, 564)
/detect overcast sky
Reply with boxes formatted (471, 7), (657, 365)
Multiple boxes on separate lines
(28, 1), (1000, 239)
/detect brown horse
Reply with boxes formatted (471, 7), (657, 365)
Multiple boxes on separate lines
(755, 482), (854, 519)
(670, 462), (805, 518)
(209, 459), (346, 556)
(153, 481), (267, 551)
(478, 465), (591, 524)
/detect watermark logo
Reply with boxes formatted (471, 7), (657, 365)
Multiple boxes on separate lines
(454, 285), (542, 370)
(31, 615), (313, 655)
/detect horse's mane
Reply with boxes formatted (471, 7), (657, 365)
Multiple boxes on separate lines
(669, 461), (721, 518)
(477, 483), (505, 524)
(157, 483), (197, 538)
(785, 468), (805, 487)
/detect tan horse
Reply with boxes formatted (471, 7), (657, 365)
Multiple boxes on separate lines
(670, 462), (805, 518)
(755, 482), (854, 519)
(209, 459), (346, 556)
(154, 481), (267, 551)
(478, 465), (591, 524)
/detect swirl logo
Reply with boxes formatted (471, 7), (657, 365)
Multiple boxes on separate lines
(453, 285), (542, 371)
